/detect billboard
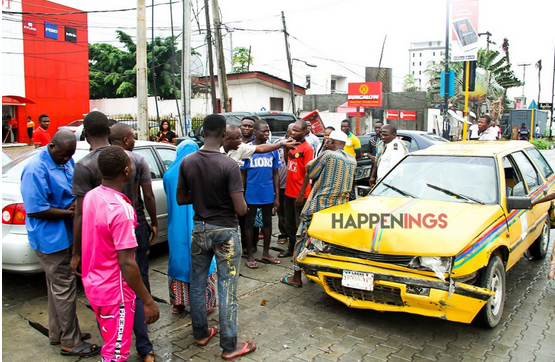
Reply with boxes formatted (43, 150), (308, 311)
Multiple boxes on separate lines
(348, 82), (382, 108)
(451, 0), (479, 62)
(44, 21), (58, 40)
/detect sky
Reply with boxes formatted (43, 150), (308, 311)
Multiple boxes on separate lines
(53, 0), (553, 106)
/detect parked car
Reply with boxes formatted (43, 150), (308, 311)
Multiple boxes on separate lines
(355, 130), (449, 190)
(178, 110), (298, 147)
(297, 141), (553, 328)
(58, 119), (84, 141)
(2, 141), (176, 274)
(2, 149), (13, 167)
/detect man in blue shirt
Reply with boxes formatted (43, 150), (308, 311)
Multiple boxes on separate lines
(20, 130), (100, 357)
(241, 120), (282, 268)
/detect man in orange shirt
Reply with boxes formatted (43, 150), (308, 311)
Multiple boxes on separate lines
(33, 114), (52, 148)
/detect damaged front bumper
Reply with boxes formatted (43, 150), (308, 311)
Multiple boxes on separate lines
(298, 255), (493, 324)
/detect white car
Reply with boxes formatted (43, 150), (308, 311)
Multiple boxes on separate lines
(58, 119), (84, 141)
(2, 141), (176, 274)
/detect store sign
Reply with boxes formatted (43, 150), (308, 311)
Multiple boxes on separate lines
(348, 82), (382, 108)
(22, 18), (37, 35)
(65, 26), (77, 43)
(400, 111), (417, 120)
(450, 0), (479, 62)
(386, 110), (399, 120)
(44, 21), (58, 40)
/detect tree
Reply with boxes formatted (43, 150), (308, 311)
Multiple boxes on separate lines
(403, 74), (419, 92)
(89, 31), (199, 99)
(232, 47), (252, 73)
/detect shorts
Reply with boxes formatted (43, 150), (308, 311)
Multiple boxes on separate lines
(91, 300), (136, 362)
(245, 204), (273, 228)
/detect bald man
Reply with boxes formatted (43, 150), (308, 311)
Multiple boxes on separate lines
(21, 130), (100, 357)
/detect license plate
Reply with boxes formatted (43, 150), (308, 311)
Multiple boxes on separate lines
(341, 270), (374, 291)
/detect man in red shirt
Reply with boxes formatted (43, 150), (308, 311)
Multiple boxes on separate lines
(279, 120), (314, 258)
(33, 114), (51, 148)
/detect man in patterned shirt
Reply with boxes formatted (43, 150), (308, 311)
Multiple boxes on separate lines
(280, 130), (356, 287)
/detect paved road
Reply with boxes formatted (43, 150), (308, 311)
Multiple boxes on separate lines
(2, 145), (555, 361)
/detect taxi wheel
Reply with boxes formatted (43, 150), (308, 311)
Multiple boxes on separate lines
(529, 220), (550, 260)
(475, 255), (505, 328)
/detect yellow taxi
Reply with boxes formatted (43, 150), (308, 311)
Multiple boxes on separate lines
(298, 141), (554, 328)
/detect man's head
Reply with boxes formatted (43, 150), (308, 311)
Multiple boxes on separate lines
(253, 120), (270, 143)
(290, 120), (308, 142)
(521, 123), (526, 128)
(98, 145), (132, 182)
(48, 130), (76, 165)
(224, 124), (242, 151)
(83, 111), (110, 140)
(306, 120), (314, 134)
(27, 116), (32, 121)
(341, 120), (351, 136)
(203, 114), (226, 143)
(327, 130), (348, 151)
(478, 114), (492, 133)
(374, 121), (384, 136)
(240, 117), (255, 138)
(286, 123), (295, 139)
(38, 114), (50, 130)
(381, 124), (398, 144)
(110, 123), (135, 151)
(323, 126), (335, 143)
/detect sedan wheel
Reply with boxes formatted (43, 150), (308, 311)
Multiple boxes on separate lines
(529, 219), (550, 260)
(475, 255), (505, 328)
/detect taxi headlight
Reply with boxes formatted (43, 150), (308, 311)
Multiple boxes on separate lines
(307, 237), (331, 254)
(409, 256), (452, 281)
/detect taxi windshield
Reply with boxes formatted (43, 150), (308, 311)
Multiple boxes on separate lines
(371, 155), (498, 204)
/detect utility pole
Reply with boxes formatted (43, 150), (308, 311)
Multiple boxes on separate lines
(518, 63), (531, 106)
(136, 0), (149, 140)
(550, 45), (554, 138)
(212, 0), (230, 112)
(181, 0), (192, 135)
(203, 0), (218, 113)
(478, 31), (495, 112)
(442, 0), (450, 139)
(282, 11), (295, 115)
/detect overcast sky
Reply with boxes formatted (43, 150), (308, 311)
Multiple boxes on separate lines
(56, 0), (553, 105)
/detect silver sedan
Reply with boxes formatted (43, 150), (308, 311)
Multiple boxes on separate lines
(2, 141), (176, 274)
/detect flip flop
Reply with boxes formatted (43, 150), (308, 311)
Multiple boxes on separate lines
(195, 326), (219, 347)
(260, 256), (281, 265)
(280, 276), (302, 288)
(278, 250), (294, 258)
(221, 341), (257, 360)
(245, 261), (259, 269)
(172, 305), (185, 314)
(50, 332), (91, 345)
(60, 342), (101, 357)
(140, 350), (156, 362)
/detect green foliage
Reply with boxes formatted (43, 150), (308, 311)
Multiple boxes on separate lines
(232, 47), (253, 73)
(89, 31), (198, 99)
(403, 74), (419, 92)
(530, 138), (553, 150)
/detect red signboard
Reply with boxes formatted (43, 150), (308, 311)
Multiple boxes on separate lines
(386, 110), (399, 120)
(400, 110), (417, 120)
(22, 17), (38, 35)
(301, 110), (325, 135)
(348, 82), (382, 108)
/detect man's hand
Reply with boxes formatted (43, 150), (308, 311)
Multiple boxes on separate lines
(282, 139), (300, 149)
(369, 177), (376, 187)
(70, 254), (81, 276)
(149, 225), (158, 245)
(143, 300), (160, 325)
(295, 194), (304, 207)
(273, 198), (280, 213)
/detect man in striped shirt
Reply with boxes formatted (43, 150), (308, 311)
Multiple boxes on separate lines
(280, 130), (356, 288)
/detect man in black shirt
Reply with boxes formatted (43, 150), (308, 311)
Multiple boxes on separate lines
(177, 114), (256, 360)
(367, 121), (383, 160)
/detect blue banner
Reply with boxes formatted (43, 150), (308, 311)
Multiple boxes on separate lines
(44, 22), (58, 40)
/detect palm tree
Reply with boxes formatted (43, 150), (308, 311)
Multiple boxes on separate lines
(536, 60), (542, 104)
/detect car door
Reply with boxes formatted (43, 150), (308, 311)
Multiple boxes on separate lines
(133, 145), (175, 244)
(525, 147), (555, 228)
(503, 151), (543, 269)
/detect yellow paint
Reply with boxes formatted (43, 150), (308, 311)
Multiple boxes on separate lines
(463, 60), (470, 141)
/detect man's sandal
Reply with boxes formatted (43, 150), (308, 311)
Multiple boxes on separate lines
(195, 326), (219, 347)
(60, 342), (101, 357)
(221, 341), (257, 360)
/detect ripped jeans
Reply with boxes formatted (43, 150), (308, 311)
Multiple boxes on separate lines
(190, 221), (241, 352)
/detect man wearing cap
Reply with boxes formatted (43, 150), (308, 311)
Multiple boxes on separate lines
(369, 124), (408, 186)
(280, 130), (356, 287)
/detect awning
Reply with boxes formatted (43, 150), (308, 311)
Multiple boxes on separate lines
(336, 101), (364, 117)
(2, 95), (35, 105)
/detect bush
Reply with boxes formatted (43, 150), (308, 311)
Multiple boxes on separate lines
(530, 138), (553, 150)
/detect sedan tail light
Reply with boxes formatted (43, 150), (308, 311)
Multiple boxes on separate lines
(2, 203), (26, 225)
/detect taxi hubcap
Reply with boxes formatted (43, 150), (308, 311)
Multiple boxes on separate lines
(491, 272), (502, 315)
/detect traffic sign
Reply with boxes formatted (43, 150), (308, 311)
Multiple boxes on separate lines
(400, 111), (417, 120)
(386, 110), (399, 120)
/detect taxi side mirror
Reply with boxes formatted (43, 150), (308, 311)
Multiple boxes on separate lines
(507, 196), (532, 211)
(357, 185), (371, 197)
(188, 130), (195, 137)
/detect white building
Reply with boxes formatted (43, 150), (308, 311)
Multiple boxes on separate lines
(408, 40), (445, 90)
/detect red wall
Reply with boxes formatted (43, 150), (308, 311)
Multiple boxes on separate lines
(17, 0), (89, 142)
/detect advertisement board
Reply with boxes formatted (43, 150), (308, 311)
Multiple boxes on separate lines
(44, 21), (58, 40)
(65, 26), (77, 43)
(451, 0), (479, 62)
(348, 82), (382, 108)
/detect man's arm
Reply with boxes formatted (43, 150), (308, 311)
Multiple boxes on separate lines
(255, 139), (298, 154)
(240, 168), (247, 191)
(176, 188), (193, 205)
(231, 192), (248, 216)
(273, 168), (280, 211)
(117, 248), (160, 324)
(70, 196), (84, 275)
(141, 184), (158, 245)
(296, 173), (310, 207)
(354, 137), (362, 159)
(532, 192), (555, 207)
(369, 159), (379, 187)
(27, 207), (73, 219)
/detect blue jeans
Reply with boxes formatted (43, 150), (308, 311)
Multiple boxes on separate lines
(133, 219), (153, 356)
(190, 221), (241, 352)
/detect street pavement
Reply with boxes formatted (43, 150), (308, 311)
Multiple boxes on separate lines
(2, 145), (555, 361)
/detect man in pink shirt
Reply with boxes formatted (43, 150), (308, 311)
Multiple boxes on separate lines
(81, 146), (160, 362)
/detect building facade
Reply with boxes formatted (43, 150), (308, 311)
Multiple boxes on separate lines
(408, 40), (445, 91)
(2, 0), (89, 143)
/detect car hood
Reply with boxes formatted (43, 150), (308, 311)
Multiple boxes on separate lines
(308, 196), (505, 256)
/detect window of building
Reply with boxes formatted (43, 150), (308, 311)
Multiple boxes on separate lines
(331, 79), (337, 93)
(412, 71), (415, 75)
(419, 71), (422, 75)
(419, 62), (422, 66)
(420, 52), (422, 57)
(305, 75), (311, 89)
(270, 97), (283, 111)
(412, 62), (415, 66)
(412, 53), (415, 58)
(433, 52), (435, 56)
